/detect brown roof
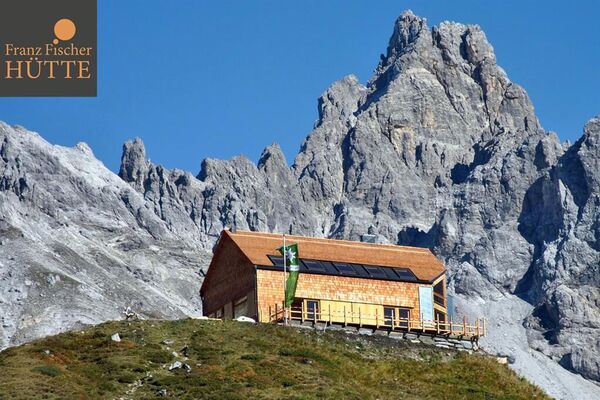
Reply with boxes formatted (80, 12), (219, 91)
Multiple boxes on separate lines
(222, 230), (445, 282)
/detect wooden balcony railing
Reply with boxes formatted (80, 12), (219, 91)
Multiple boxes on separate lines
(268, 302), (485, 339)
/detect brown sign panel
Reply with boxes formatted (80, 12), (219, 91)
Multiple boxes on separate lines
(0, 0), (97, 97)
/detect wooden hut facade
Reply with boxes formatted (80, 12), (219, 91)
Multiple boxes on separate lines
(201, 230), (459, 332)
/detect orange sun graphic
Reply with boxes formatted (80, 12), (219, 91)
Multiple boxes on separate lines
(53, 18), (76, 44)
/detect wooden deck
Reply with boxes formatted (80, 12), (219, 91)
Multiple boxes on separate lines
(267, 303), (485, 340)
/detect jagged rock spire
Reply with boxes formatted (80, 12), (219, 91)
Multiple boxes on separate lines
(257, 143), (287, 171)
(387, 10), (427, 59)
(119, 137), (149, 190)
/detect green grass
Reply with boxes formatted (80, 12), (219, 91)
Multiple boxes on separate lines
(0, 319), (550, 400)
(33, 365), (62, 377)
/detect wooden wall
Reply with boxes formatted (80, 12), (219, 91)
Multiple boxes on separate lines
(201, 234), (257, 318)
(256, 269), (429, 323)
(202, 233), (447, 324)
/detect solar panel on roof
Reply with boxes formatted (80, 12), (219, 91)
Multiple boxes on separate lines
(265, 255), (420, 282)
(267, 255), (284, 268)
(394, 268), (417, 281)
(382, 267), (400, 280)
(363, 265), (387, 278)
(333, 262), (356, 275)
(302, 259), (326, 272)
(319, 261), (339, 275)
(353, 265), (370, 278)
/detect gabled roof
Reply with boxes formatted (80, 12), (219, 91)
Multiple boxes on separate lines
(220, 230), (445, 282)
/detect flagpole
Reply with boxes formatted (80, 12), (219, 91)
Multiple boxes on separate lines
(283, 233), (287, 325)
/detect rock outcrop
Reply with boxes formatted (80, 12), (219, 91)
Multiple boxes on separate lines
(1, 10), (599, 399)
(522, 117), (600, 382)
(0, 123), (209, 349)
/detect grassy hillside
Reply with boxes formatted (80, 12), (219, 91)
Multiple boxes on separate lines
(0, 319), (549, 400)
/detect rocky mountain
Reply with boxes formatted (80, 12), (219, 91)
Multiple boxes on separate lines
(1, 10), (598, 399)
(522, 117), (600, 382)
(0, 123), (210, 348)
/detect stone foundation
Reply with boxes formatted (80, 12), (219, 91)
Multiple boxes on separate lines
(286, 320), (480, 352)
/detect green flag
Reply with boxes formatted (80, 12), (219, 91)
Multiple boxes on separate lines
(277, 243), (299, 307)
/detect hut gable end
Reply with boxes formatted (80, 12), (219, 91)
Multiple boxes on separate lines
(201, 232), (256, 315)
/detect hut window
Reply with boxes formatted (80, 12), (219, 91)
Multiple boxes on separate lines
(435, 310), (446, 323)
(384, 307), (395, 326)
(398, 308), (410, 328)
(234, 296), (248, 318)
(291, 299), (303, 318)
(434, 280), (444, 295)
(306, 300), (319, 320)
(383, 307), (410, 328)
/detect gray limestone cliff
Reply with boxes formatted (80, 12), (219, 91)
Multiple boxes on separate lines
(1, 11), (599, 399)
(0, 124), (209, 349)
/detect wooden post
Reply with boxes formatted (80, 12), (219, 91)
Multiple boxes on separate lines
(269, 305), (272, 322)
(344, 306), (347, 327)
(301, 301), (305, 323)
(476, 319), (480, 337)
(463, 316), (467, 336)
(328, 304), (332, 325)
(483, 318), (486, 337)
(313, 305), (317, 324)
(436, 315), (440, 335)
(376, 308), (379, 329)
(421, 314), (425, 333)
(449, 315), (453, 335)
(359, 308), (362, 328)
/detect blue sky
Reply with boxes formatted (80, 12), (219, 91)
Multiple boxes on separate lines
(0, 1), (598, 173)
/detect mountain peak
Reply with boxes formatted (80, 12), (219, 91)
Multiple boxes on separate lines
(387, 10), (428, 59)
(119, 137), (149, 189)
(258, 143), (286, 171)
(74, 142), (94, 157)
(584, 115), (600, 139)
